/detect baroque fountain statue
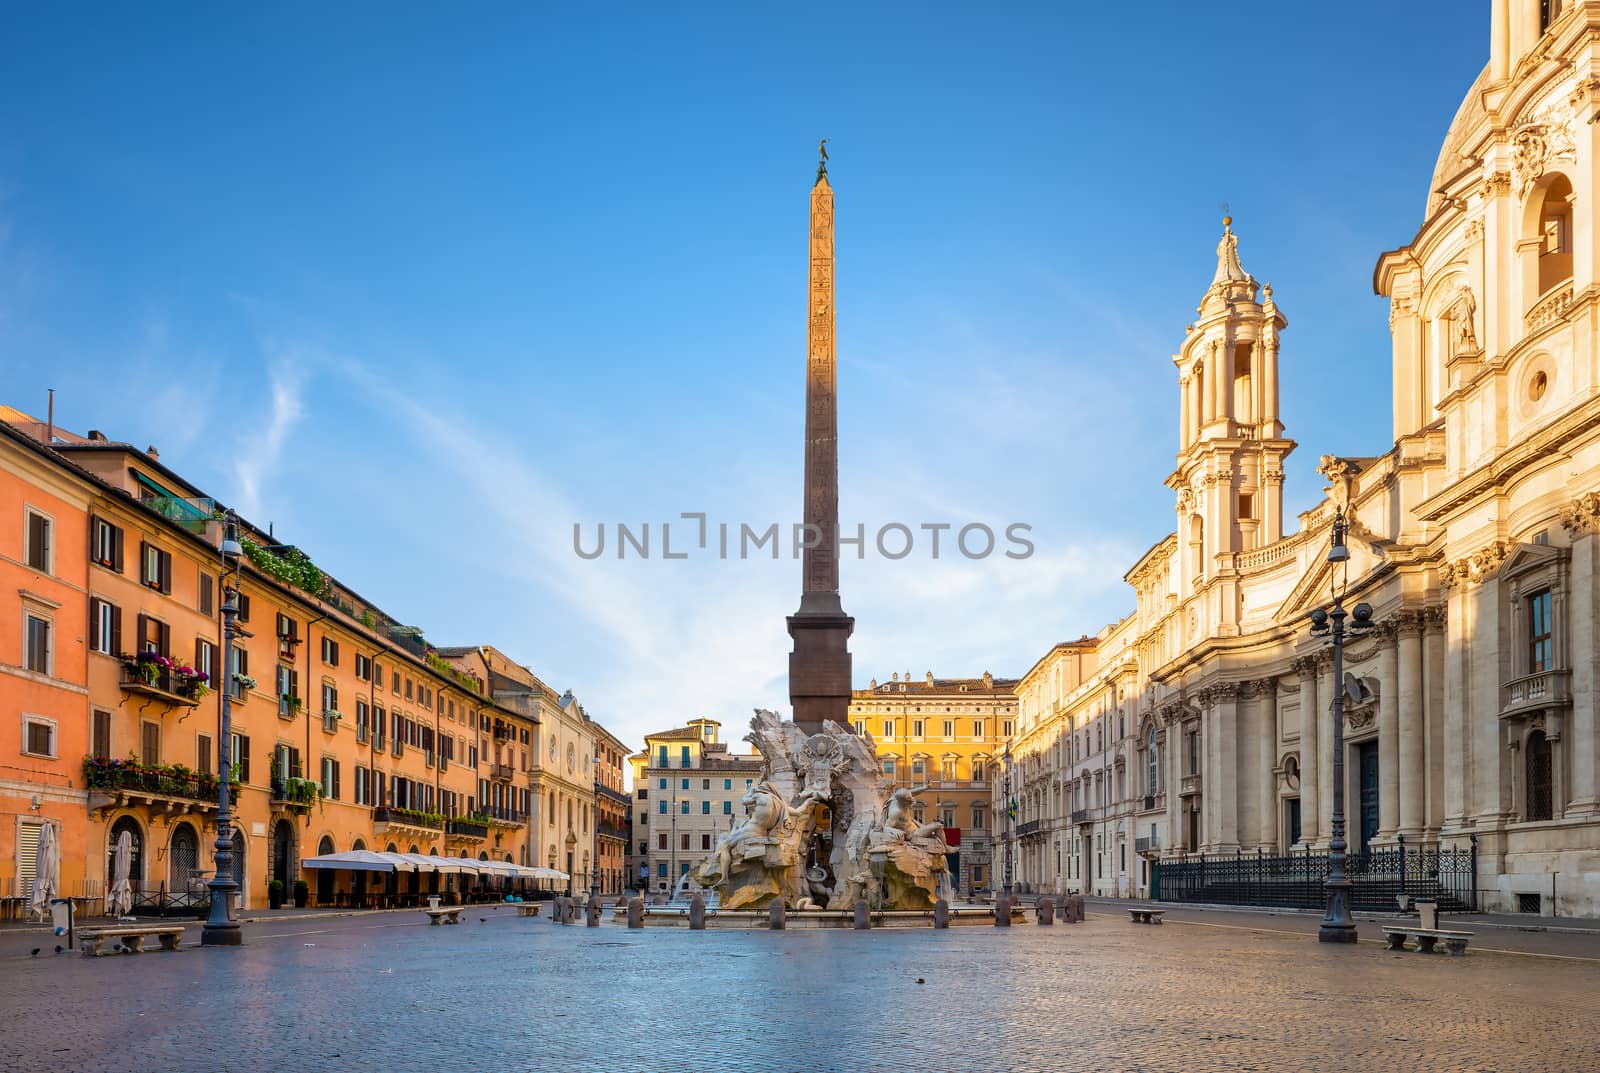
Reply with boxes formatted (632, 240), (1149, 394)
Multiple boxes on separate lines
(693, 709), (953, 911)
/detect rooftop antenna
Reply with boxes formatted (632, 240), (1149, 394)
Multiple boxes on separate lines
(45, 389), (54, 444)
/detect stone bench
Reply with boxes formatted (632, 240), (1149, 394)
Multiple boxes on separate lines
(79, 925), (185, 957)
(423, 906), (464, 926)
(515, 903), (542, 917)
(1128, 908), (1166, 925)
(1382, 926), (1473, 956)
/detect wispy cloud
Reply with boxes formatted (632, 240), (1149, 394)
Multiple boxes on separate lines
(232, 360), (305, 518)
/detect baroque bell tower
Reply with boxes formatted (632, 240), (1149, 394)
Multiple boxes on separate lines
(1167, 218), (1295, 615)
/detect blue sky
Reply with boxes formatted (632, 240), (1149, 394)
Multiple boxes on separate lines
(1, 3), (1486, 750)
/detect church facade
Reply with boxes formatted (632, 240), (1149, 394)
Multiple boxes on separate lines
(1000, 0), (1600, 917)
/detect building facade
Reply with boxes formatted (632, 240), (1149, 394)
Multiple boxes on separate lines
(847, 671), (1015, 895)
(593, 723), (631, 897)
(997, 1), (1600, 917)
(630, 718), (761, 894)
(1, 410), (627, 913)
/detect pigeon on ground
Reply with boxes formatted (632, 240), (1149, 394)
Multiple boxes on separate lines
(30, 948), (39, 957)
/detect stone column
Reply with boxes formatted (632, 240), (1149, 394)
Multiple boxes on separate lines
(1423, 606), (1447, 837)
(1472, 570), (1511, 823)
(1219, 331), (1236, 424)
(1316, 651), (1335, 845)
(1199, 691), (1217, 849)
(1443, 579), (1471, 828)
(1378, 622), (1401, 840)
(1296, 658), (1320, 846)
(1216, 683), (1239, 852)
(1179, 373), (1192, 450)
(1165, 712), (1182, 849)
(1563, 506), (1600, 814)
(1261, 339), (1280, 436)
(1397, 612), (1426, 839)
(1256, 678), (1279, 850)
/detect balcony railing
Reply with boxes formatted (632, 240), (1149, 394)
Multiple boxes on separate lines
(1141, 794), (1158, 812)
(1501, 668), (1571, 719)
(85, 759), (223, 809)
(1071, 809), (1090, 824)
(596, 822), (628, 841)
(480, 804), (526, 826)
(373, 806), (443, 831)
(119, 662), (204, 708)
(1181, 774), (1202, 797)
(1136, 836), (1160, 855)
(1015, 819), (1042, 837)
(489, 762), (515, 781)
(445, 818), (489, 839)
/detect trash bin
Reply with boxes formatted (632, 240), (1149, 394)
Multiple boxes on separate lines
(48, 898), (73, 941)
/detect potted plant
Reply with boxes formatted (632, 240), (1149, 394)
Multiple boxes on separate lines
(293, 878), (310, 909)
(268, 879), (285, 909)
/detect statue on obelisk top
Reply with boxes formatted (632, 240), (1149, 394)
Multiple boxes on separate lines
(788, 141), (854, 735)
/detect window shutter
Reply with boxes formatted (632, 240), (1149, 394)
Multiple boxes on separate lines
(110, 605), (122, 656)
(139, 541), (150, 585)
(89, 599), (102, 651)
(160, 549), (173, 594)
(239, 648), (249, 676)
(199, 574), (213, 617)
(158, 620), (171, 657)
(198, 734), (212, 774)
(92, 710), (112, 760)
(334, 761), (342, 801)
(290, 746), (302, 780)
(238, 593), (251, 622)
(290, 669), (299, 702)
(136, 613), (150, 655)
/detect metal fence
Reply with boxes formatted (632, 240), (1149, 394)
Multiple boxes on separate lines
(1152, 842), (1478, 913)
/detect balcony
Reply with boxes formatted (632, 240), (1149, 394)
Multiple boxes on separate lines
(597, 822), (628, 842)
(1140, 794), (1158, 813)
(85, 759), (224, 818)
(1501, 669), (1571, 720)
(373, 806), (444, 836)
(270, 777), (321, 816)
(445, 818), (490, 841)
(1181, 774), (1202, 797)
(481, 804), (526, 827)
(1135, 835), (1160, 855)
(489, 762), (515, 781)
(119, 661), (204, 709)
(1015, 819), (1042, 837)
(1071, 809), (1090, 825)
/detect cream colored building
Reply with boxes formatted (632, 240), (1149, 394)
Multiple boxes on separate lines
(999, 1), (1600, 917)
(848, 671), (1015, 895)
(630, 718), (761, 894)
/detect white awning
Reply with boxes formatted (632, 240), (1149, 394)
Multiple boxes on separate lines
(300, 850), (419, 873)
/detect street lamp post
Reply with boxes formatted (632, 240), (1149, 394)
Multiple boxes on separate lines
(1308, 506), (1373, 944)
(591, 754), (602, 903)
(1002, 744), (1015, 899)
(203, 516), (244, 946)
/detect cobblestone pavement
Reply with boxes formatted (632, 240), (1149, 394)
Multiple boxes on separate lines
(1, 909), (1596, 1073)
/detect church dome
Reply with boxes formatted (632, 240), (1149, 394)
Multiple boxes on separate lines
(1426, 64), (1489, 218)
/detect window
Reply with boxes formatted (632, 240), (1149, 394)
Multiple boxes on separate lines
(680, 801), (689, 814)
(276, 665), (299, 716)
(1542, 0), (1565, 35)
(972, 720), (984, 738)
(92, 517), (124, 571)
(22, 716), (56, 758)
(1002, 720), (1013, 737)
(912, 758), (926, 781)
(852, 719), (866, 735)
(404, 677), (413, 700)
(356, 766), (371, 805)
(321, 757), (341, 800)
(230, 733), (250, 783)
(1146, 728), (1160, 797)
(1186, 730), (1199, 776)
(701, 834), (712, 851)
(943, 720), (955, 738)
(658, 801), (667, 815)
(321, 637), (340, 666)
(883, 757), (896, 777)
(972, 804), (986, 830)
(701, 801), (710, 814)
(92, 710), (112, 760)
(883, 720), (895, 739)
(24, 509), (52, 573)
(681, 778), (689, 790)
(229, 645), (249, 700)
(657, 863), (668, 878)
(139, 542), (173, 593)
(972, 760), (986, 783)
(199, 573), (214, 617)
(24, 613), (50, 674)
(236, 592), (251, 623)
(1528, 589), (1553, 674)
(680, 745), (690, 768)
(321, 682), (338, 715)
(276, 614), (299, 659)
(658, 777), (667, 790)
(89, 598), (120, 656)
(723, 778), (732, 790)
(911, 719), (924, 738)
(141, 721), (160, 765)
(658, 833), (668, 850)
(722, 800), (732, 815)
(355, 653), (370, 681)
(942, 758), (957, 782)
(1238, 493), (1254, 520)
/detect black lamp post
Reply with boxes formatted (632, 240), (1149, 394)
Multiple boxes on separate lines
(203, 515), (244, 946)
(1308, 506), (1373, 944)
(1002, 744), (1015, 899)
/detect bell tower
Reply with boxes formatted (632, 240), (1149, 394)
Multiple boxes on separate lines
(1167, 218), (1295, 605)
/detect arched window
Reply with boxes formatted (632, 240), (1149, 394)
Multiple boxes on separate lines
(1536, 174), (1574, 298)
(1188, 516), (1205, 580)
(1145, 728), (1160, 797)
(169, 823), (199, 891)
(318, 835), (335, 856)
(1526, 730), (1554, 821)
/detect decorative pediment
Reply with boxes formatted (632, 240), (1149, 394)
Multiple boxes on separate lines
(1499, 541), (1567, 586)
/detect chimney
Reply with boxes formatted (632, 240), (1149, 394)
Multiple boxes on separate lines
(147, 445), (160, 460)
(87, 430), (107, 443)
(983, 671), (994, 689)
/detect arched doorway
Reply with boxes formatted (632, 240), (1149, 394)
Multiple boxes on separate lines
(406, 844), (420, 901)
(169, 823), (200, 896)
(351, 838), (368, 907)
(316, 835), (335, 906)
(270, 819), (296, 891)
(230, 827), (246, 908)
(108, 816), (145, 904)
(1526, 730), (1554, 821)
(384, 843), (399, 904)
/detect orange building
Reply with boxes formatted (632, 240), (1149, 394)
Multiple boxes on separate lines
(0, 409), (628, 915)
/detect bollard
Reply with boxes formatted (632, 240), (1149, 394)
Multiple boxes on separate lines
(853, 899), (871, 930)
(586, 899), (601, 927)
(1074, 895), (1086, 921)
(933, 898), (949, 929)
(995, 897), (1011, 927)
(1037, 899), (1054, 926)
(1064, 898), (1079, 924)
(564, 898), (576, 924)
(689, 894), (706, 930)
(769, 900), (787, 930)
(627, 897), (644, 929)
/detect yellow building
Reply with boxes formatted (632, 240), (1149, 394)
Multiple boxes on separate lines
(848, 671), (1016, 896)
(630, 718), (761, 895)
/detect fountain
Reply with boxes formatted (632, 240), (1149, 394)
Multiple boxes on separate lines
(692, 709), (953, 912)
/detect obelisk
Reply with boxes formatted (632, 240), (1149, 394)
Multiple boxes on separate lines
(787, 141), (854, 735)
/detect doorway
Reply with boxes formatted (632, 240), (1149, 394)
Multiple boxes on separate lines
(1357, 741), (1379, 851)
(1286, 798), (1302, 848)
(316, 836), (335, 905)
